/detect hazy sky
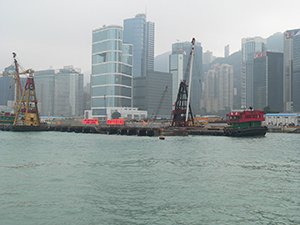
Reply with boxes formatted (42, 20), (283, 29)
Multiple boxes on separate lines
(1, 0), (299, 83)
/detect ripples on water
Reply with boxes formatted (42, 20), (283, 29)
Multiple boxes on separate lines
(0, 132), (299, 224)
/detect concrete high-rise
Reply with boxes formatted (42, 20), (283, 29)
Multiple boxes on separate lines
(0, 66), (15, 106)
(123, 13), (154, 77)
(91, 25), (133, 119)
(253, 52), (283, 111)
(283, 29), (300, 111)
(35, 66), (84, 117)
(241, 37), (267, 109)
(34, 69), (55, 116)
(133, 71), (172, 118)
(169, 40), (203, 114)
(53, 66), (84, 116)
(292, 33), (300, 111)
(203, 63), (233, 112)
(169, 51), (185, 105)
(203, 50), (213, 64)
(224, 44), (229, 58)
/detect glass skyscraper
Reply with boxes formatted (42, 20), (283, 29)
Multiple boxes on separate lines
(91, 25), (133, 119)
(169, 53), (184, 105)
(253, 52), (283, 111)
(241, 37), (267, 109)
(123, 13), (154, 77)
(283, 29), (300, 112)
(292, 33), (300, 111)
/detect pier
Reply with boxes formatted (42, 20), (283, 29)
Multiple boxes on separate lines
(1, 123), (300, 136)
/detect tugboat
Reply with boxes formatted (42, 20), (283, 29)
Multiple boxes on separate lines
(224, 107), (267, 137)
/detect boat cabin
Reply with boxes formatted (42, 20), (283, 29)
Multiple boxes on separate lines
(226, 110), (265, 128)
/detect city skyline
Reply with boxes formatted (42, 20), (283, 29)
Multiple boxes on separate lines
(1, 0), (300, 84)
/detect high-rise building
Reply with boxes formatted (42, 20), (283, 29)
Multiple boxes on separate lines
(133, 71), (172, 118)
(91, 25), (133, 120)
(283, 29), (300, 111)
(123, 13), (154, 77)
(169, 52), (185, 105)
(224, 44), (229, 58)
(292, 33), (300, 111)
(253, 52), (283, 111)
(0, 65), (26, 111)
(203, 50), (213, 64)
(0, 66), (15, 106)
(35, 66), (84, 117)
(53, 66), (84, 116)
(202, 63), (233, 112)
(202, 69), (218, 113)
(169, 40), (203, 114)
(241, 37), (267, 108)
(34, 69), (55, 116)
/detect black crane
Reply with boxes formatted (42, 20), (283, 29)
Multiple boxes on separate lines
(171, 38), (195, 127)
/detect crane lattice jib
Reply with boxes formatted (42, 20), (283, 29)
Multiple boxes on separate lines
(1, 68), (34, 114)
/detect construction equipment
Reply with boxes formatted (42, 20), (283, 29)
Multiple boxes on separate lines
(0, 53), (34, 114)
(154, 86), (168, 119)
(171, 38), (195, 126)
(13, 74), (40, 126)
(1, 53), (41, 130)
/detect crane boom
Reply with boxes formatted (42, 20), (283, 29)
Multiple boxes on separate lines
(0, 53), (34, 114)
(12, 52), (23, 97)
(185, 38), (195, 124)
(154, 86), (168, 119)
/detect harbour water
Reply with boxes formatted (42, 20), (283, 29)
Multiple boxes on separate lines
(0, 132), (299, 224)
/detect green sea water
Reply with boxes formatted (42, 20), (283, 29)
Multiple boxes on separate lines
(0, 132), (299, 224)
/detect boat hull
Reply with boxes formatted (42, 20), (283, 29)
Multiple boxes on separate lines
(224, 126), (268, 137)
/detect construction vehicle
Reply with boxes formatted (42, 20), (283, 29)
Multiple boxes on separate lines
(171, 38), (195, 127)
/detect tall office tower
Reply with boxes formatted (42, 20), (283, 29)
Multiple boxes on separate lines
(218, 64), (233, 111)
(283, 29), (300, 111)
(34, 69), (55, 116)
(203, 50), (213, 64)
(224, 44), (229, 58)
(203, 63), (233, 112)
(169, 50), (185, 105)
(53, 66), (84, 116)
(35, 66), (83, 117)
(169, 40), (203, 113)
(91, 25), (133, 120)
(133, 71), (172, 118)
(123, 13), (155, 77)
(0, 66), (26, 111)
(0, 66), (15, 106)
(253, 52), (283, 111)
(202, 69), (218, 112)
(241, 37), (267, 109)
(292, 33), (300, 111)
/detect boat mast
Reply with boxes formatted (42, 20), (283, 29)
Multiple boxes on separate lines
(185, 38), (195, 124)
